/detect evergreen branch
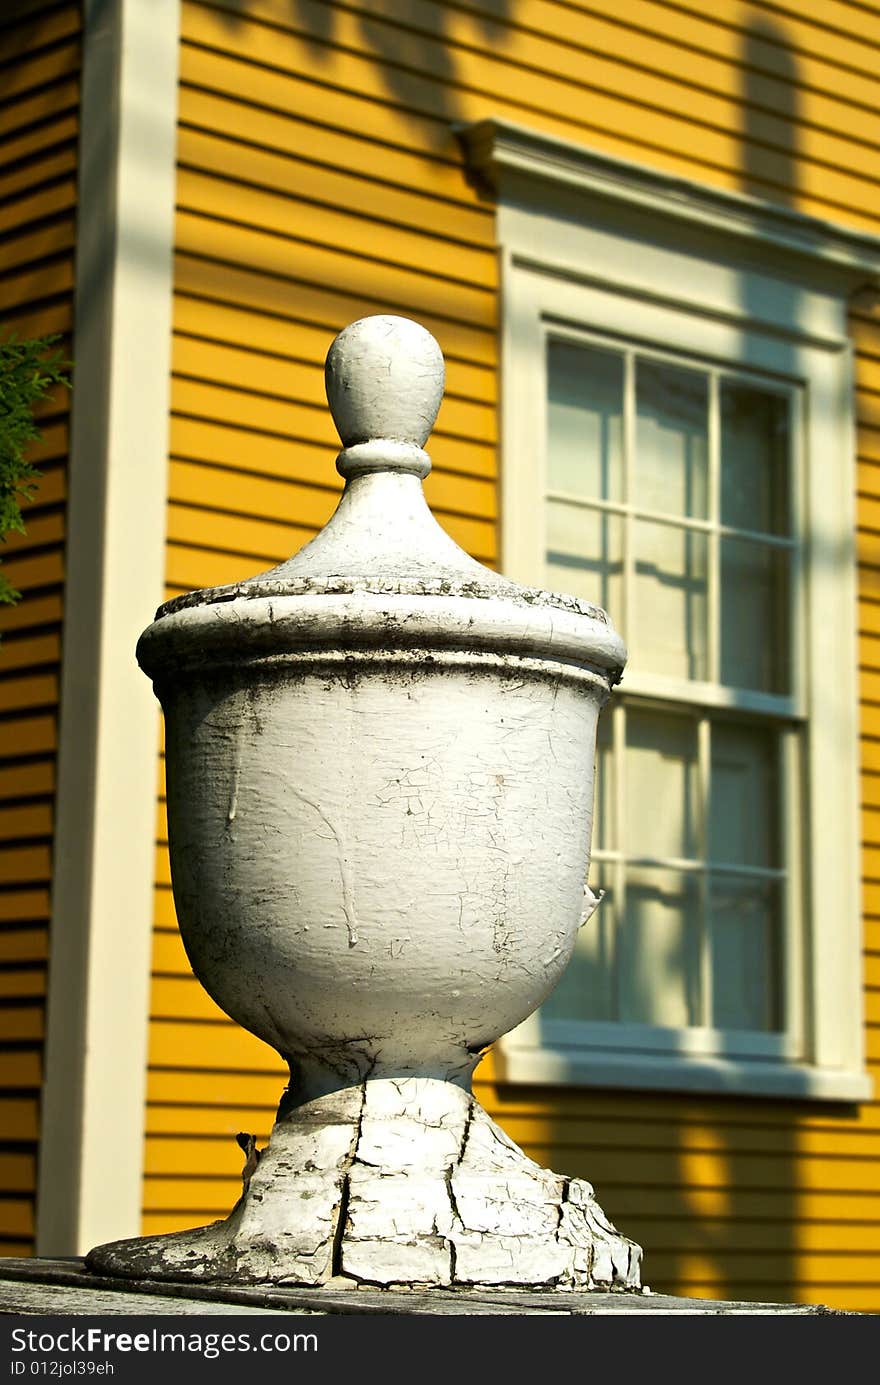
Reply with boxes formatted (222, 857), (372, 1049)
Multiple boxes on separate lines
(0, 332), (72, 608)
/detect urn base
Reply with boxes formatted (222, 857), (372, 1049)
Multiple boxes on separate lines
(87, 1078), (642, 1292)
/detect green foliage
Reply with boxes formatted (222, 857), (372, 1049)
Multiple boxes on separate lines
(0, 333), (70, 606)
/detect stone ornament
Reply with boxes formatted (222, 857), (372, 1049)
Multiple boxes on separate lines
(86, 315), (642, 1292)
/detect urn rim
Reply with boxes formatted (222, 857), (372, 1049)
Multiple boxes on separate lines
(136, 584), (627, 687)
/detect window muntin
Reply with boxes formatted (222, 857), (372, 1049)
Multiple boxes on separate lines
(541, 331), (801, 1049)
(545, 331), (798, 702)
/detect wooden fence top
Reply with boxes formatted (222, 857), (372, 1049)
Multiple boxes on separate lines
(0, 1258), (846, 1316)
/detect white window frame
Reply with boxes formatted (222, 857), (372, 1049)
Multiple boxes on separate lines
(459, 118), (879, 1102)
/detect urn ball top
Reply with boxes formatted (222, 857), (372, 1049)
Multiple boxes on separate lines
(325, 315), (445, 481)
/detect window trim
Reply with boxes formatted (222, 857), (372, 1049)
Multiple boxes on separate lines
(459, 118), (879, 1102)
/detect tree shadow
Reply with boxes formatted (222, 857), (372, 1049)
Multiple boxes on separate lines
(740, 15), (798, 209)
(203, 0), (515, 127)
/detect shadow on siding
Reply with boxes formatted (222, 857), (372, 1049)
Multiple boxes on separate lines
(209, 0), (516, 127)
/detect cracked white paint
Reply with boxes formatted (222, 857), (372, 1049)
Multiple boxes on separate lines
(143, 650), (609, 1097)
(288, 786), (360, 946)
(88, 315), (641, 1293)
(89, 1078), (641, 1290)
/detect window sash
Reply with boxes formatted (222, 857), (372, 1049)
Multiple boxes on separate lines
(565, 700), (803, 1047)
(543, 322), (804, 706)
(541, 325), (806, 1047)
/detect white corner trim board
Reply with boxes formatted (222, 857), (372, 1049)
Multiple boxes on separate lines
(36, 0), (180, 1255)
(457, 116), (879, 1104)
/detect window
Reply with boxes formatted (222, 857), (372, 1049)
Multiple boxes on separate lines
(542, 332), (800, 1058)
(460, 118), (876, 1100)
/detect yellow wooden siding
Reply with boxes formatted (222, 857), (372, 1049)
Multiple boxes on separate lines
(0, 0), (80, 1258)
(145, 0), (880, 1311)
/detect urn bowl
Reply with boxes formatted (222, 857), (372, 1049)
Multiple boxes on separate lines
(137, 314), (626, 1099)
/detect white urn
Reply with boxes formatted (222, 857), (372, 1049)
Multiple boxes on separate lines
(87, 315), (642, 1293)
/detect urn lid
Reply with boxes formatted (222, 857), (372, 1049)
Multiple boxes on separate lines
(138, 315), (626, 683)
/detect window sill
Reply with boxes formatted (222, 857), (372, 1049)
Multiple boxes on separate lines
(495, 1040), (874, 1103)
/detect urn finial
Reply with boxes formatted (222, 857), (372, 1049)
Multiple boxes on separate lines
(93, 312), (642, 1296)
(325, 314), (445, 480)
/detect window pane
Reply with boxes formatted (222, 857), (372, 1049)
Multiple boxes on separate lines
(547, 340), (624, 501)
(619, 866), (700, 1027)
(546, 500), (623, 613)
(626, 708), (699, 861)
(592, 711), (614, 853)
(710, 875), (780, 1031)
(710, 722), (779, 869)
(634, 521), (708, 680)
(720, 538), (789, 693)
(721, 382), (789, 535)
(543, 866), (614, 1023)
(635, 359), (708, 518)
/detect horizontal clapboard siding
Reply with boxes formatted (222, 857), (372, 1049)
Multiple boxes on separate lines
(143, 0), (880, 1313)
(0, 0), (80, 1259)
(180, 0), (880, 227)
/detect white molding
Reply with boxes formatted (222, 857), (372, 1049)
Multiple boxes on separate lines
(36, 0), (180, 1254)
(463, 119), (874, 1104)
(459, 118), (880, 287)
(496, 1044), (874, 1104)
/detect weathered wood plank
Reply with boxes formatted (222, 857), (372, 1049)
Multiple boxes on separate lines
(0, 1280), (316, 1316)
(0, 1257), (846, 1314)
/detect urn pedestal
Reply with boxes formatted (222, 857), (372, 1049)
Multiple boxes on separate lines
(87, 315), (643, 1292)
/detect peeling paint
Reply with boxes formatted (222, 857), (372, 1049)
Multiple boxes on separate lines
(87, 1079), (642, 1293)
